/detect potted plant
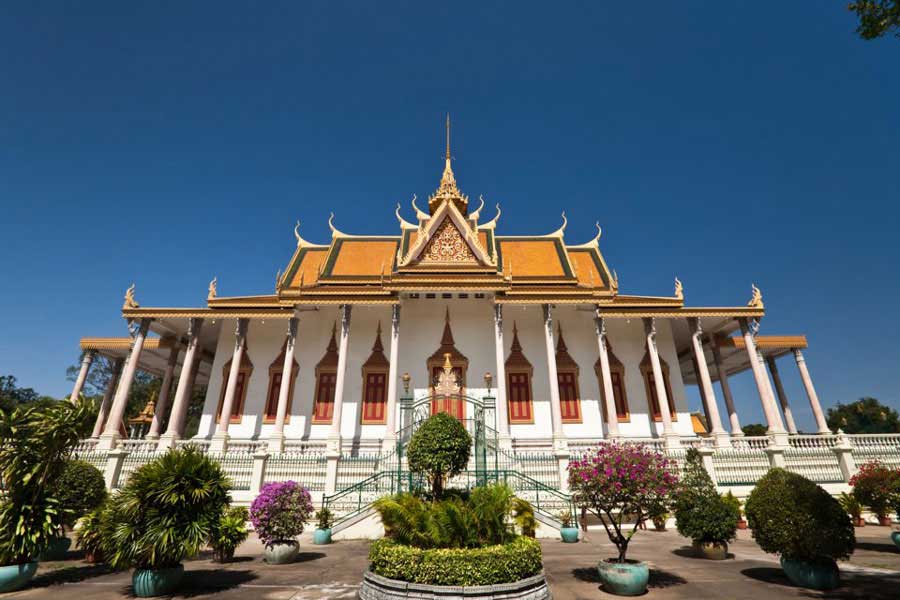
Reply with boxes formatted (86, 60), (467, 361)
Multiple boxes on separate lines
(722, 492), (747, 530)
(838, 492), (865, 527)
(43, 459), (108, 560)
(568, 442), (677, 596)
(850, 461), (899, 526)
(209, 506), (249, 563)
(674, 449), (739, 560)
(648, 500), (669, 531)
(512, 497), (537, 538)
(100, 446), (231, 597)
(0, 398), (93, 593)
(250, 481), (313, 564)
(74, 507), (105, 564)
(745, 468), (855, 590)
(313, 508), (334, 545)
(558, 510), (579, 543)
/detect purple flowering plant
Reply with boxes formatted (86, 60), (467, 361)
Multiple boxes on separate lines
(249, 481), (314, 547)
(568, 442), (677, 563)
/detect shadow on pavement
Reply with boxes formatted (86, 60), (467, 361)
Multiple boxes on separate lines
(854, 541), (899, 554)
(570, 566), (687, 590)
(671, 546), (735, 560)
(30, 563), (118, 587)
(742, 567), (900, 600)
(123, 569), (259, 598)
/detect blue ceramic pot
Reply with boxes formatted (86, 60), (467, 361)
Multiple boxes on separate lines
(597, 559), (649, 596)
(313, 528), (332, 545)
(780, 557), (839, 590)
(132, 564), (184, 598)
(0, 563), (38, 593)
(560, 527), (580, 543)
(39, 537), (72, 561)
(891, 531), (900, 550)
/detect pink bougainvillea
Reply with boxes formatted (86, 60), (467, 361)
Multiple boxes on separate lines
(568, 442), (677, 562)
(249, 480), (314, 547)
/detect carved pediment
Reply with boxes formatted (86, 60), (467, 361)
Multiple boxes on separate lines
(419, 218), (479, 264)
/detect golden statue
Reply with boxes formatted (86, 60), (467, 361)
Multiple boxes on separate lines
(674, 277), (683, 300)
(208, 276), (217, 300)
(748, 283), (764, 308)
(123, 283), (139, 309)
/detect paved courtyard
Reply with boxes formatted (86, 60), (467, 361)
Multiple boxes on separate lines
(6, 526), (899, 599)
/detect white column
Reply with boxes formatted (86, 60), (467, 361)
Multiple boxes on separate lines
(766, 355), (798, 434)
(328, 305), (352, 448)
(158, 318), (203, 449)
(688, 318), (728, 447)
(493, 304), (511, 441)
(269, 317), (298, 452)
(542, 305), (566, 450)
(91, 358), (123, 439)
(593, 311), (619, 438)
(644, 317), (677, 447)
(739, 318), (786, 442)
(711, 337), (742, 436)
(794, 349), (830, 434)
(211, 318), (249, 452)
(69, 350), (96, 402)
(383, 305), (402, 452)
(146, 343), (181, 439)
(98, 318), (151, 450)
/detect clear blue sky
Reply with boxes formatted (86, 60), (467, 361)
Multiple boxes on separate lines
(1, 2), (897, 431)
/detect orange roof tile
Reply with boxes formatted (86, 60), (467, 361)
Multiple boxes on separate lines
(330, 240), (398, 276)
(570, 249), (604, 288)
(288, 249), (328, 287)
(498, 240), (567, 277)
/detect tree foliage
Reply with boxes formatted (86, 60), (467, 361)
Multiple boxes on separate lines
(850, 1), (900, 39)
(0, 397), (94, 565)
(741, 423), (768, 437)
(0, 374), (56, 412)
(745, 468), (855, 563)
(673, 449), (739, 545)
(406, 413), (471, 499)
(48, 460), (107, 527)
(100, 446), (231, 569)
(827, 397), (900, 434)
(849, 460), (900, 519)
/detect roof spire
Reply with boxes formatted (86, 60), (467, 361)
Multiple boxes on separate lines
(429, 113), (467, 214)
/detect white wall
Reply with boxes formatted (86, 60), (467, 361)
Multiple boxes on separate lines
(198, 301), (694, 442)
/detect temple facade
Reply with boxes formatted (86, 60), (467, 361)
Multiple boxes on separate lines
(71, 121), (880, 515)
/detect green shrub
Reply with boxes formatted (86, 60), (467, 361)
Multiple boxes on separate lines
(74, 506), (105, 560)
(838, 492), (863, 521)
(850, 461), (900, 519)
(210, 506), (249, 563)
(745, 468), (854, 563)
(368, 536), (542, 586)
(406, 413), (471, 499)
(0, 397), (94, 565)
(674, 449), (738, 545)
(49, 460), (107, 527)
(100, 446), (231, 569)
(511, 498), (536, 538)
(374, 484), (517, 549)
(316, 507), (334, 530)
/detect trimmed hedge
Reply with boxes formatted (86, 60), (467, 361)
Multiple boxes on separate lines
(369, 536), (542, 586)
(49, 459), (107, 527)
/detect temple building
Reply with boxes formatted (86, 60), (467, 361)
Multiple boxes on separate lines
(69, 120), (847, 509)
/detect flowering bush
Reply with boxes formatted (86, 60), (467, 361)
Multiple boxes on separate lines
(849, 461), (900, 520)
(568, 442), (677, 562)
(249, 481), (313, 547)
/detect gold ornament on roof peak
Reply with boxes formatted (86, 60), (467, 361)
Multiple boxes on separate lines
(748, 283), (764, 308)
(208, 276), (217, 300)
(123, 283), (139, 309)
(674, 277), (683, 300)
(429, 114), (468, 214)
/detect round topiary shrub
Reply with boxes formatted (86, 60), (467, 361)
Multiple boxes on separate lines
(745, 468), (854, 565)
(406, 412), (471, 499)
(674, 450), (739, 550)
(49, 459), (107, 527)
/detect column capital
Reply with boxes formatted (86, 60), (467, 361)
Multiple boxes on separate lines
(643, 316), (657, 340)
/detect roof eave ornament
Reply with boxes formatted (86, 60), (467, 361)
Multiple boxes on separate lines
(293, 219), (318, 247)
(395, 203), (417, 229)
(674, 277), (683, 301)
(748, 283), (764, 309)
(546, 211), (567, 238)
(328, 212), (347, 238)
(470, 195), (485, 222)
(482, 203), (501, 229)
(123, 283), (140, 309)
(411, 194), (429, 223)
(208, 277), (217, 301)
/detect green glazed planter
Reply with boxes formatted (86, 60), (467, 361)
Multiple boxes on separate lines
(891, 531), (900, 550)
(265, 540), (299, 564)
(597, 559), (649, 596)
(559, 527), (580, 543)
(0, 562), (38, 593)
(132, 565), (184, 598)
(313, 528), (332, 545)
(39, 537), (72, 561)
(780, 557), (839, 590)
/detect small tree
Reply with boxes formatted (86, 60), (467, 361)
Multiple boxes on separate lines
(406, 413), (471, 499)
(745, 468), (854, 564)
(741, 423), (768, 437)
(827, 398), (900, 434)
(673, 449), (739, 547)
(849, 1), (900, 40)
(568, 443), (677, 563)
(849, 460), (900, 520)
(48, 460), (108, 528)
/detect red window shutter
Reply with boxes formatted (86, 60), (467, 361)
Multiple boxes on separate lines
(558, 372), (580, 421)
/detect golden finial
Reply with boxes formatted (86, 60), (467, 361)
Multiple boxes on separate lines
(445, 113), (451, 160)
(748, 283), (764, 308)
(612, 269), (619, 289)
(208, 276), (217, 300)
(275, 269), (282, 290)
(123, 283), (139, 309)
(674, 277), (683, 300)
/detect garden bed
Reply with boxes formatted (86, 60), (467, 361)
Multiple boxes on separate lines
(359, 570), (550, 600)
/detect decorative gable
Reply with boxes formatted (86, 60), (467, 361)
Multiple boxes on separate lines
(420, 218), (479, 264)
(398, 198), (496, 269)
